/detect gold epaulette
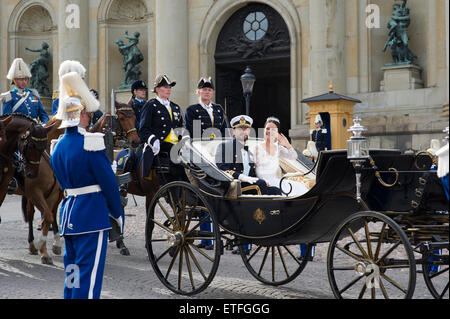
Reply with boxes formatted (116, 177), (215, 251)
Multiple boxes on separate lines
(52, 90), (59, 100)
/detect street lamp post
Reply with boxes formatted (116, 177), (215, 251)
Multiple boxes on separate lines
(240, 66), (256, 116)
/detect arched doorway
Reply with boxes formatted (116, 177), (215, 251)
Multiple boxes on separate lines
(214, 2), (291, 136)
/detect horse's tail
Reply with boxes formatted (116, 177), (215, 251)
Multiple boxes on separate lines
(21, 196), (29, 223)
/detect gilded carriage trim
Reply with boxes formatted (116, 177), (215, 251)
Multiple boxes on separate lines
(253, 208), (266, 225)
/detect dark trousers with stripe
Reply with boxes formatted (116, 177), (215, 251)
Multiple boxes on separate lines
(63, 230), (108, 299)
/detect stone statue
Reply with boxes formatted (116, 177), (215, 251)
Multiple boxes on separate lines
(115, 31), (144, 89)
(383, 0), (417, 65)
(25, 42), (51, 96)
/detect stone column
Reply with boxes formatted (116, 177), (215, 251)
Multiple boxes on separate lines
(308, 0), (346, 95)
(154, 0), (189, 108)
(57, 0), (90, 80)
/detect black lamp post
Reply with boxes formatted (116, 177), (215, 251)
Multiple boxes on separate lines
(240, 66), (256, 116)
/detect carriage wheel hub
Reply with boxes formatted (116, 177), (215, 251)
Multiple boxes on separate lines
(355, 261), (379, 277)
(167, 231), (184, 247)
(355, 262), (367, 275)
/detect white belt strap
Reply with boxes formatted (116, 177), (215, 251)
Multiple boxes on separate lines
(64, 185), (102, 198)
(12, 91), (30, 113)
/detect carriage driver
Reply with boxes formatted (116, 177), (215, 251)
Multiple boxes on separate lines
(50, 64), (122, 299)
(139, 74), (185, 181)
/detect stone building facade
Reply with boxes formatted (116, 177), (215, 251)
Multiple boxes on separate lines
(0, 0), (448, 151)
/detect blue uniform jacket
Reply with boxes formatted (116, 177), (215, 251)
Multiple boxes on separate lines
(52, 98), (59, 115)
(2, 88), (49, 124)
(50, 127), (122, 236)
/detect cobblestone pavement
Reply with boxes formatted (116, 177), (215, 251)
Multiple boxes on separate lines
(0, 194), (437, 300)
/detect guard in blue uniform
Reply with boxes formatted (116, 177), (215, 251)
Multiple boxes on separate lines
(50, 65), (122, 299)
(310, 114), (327, 152)
(139, 74), (185, 181)
(1, 58), (50, 192)
(128, 80), (147, 130)
(185, 77), (229, 139)
(1, 58), (49, 124)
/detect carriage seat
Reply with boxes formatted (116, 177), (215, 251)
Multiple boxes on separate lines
(189, 139), (316, 197)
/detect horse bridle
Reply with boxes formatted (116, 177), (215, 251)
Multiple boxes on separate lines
(18, 127), (48, 166)
(113, 107), (138, 140)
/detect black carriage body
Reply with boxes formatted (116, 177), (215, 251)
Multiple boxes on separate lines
(363, 154), (448, 214)
(180, 139), (448, 247)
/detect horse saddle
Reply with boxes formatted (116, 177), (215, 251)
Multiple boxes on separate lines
(115, 146), (170, 180)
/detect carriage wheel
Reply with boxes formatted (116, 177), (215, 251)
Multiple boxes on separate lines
(327, 211), (416, 299)
(239, 243), (312, 286)
(422, 246), (449, 299)
(145, 181), (221, 295)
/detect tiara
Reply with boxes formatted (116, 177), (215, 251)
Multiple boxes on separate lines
(266, 116), (280, 123)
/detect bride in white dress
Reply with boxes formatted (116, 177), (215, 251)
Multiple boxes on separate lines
(255, 117), (309, 196)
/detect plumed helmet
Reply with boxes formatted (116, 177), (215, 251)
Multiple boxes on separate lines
(7, 58), (31, 80)
(58, 60), (87, 79)
(56, 72), (100, 128)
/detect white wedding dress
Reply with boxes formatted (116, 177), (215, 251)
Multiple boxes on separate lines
(255, 143), (309, 196)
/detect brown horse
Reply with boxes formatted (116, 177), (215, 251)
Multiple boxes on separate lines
(0, 114), (53, 206)
(16, 151), (63, 264)
(90, 103), (140, 148)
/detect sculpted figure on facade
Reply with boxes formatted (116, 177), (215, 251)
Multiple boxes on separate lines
(115, 31), (144, 89)
(25, 42), (51, 96)
(383, 0), (417, 65)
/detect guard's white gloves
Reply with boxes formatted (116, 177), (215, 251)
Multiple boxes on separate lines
(238, 174), (259, 184)
(111, 160), (117, 174)
(147, 134), (160, 155)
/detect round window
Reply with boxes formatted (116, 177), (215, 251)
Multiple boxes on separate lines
(243, 12), (268, 41)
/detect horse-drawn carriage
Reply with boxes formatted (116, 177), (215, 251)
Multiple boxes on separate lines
(143, 119), (449, 299)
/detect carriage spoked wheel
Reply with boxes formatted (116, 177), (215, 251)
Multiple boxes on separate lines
(422, 245), (449, 299)
(327, 211), (416, 299)
(239, 243), (312, 286)
(145, 181), (221, 295)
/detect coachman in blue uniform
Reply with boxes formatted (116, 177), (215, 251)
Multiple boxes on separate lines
(185, 77), (229, 140)
(139, 74), (185, 181)
(50, 63), (122, 299)
(1, 58), (49, 124)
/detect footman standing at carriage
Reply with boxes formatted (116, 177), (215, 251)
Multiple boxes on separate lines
(139, 74), (185, 182)
(50, 67), (122, 299)
(185, 77), (230, 250)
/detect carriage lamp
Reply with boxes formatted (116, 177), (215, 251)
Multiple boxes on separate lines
(347, 117), (369, 203)
(347, 117), (369, 161)
(240, 66), (256, 116)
